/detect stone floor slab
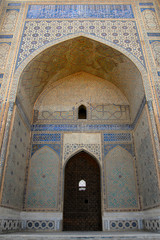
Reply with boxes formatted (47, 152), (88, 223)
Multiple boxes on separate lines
(0, 231), (160, 240)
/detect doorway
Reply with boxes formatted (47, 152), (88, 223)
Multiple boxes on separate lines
(63, 151), (102, 231)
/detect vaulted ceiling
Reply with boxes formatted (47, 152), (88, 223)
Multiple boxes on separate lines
(17, 36), (144, 122)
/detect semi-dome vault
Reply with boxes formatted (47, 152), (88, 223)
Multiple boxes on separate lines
(17, 36), (144, 123)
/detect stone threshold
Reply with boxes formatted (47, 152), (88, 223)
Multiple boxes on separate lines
(0, 231), (160, 240)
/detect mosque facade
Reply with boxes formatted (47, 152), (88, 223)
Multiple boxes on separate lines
(0, 0), (160, 234)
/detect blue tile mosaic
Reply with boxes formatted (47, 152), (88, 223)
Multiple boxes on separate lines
(33, 133), (61, 142)
(15, 20), (145, 70)
(27, 4), (134, 19)
(0, 74), (4, 78)
(149, 40), (160, 44)
(31, 123), (131, 132)
(139, 3), (153, 6)
(147, 33), (160, 37)
(31, 144), (61, 157)
(8, 2), (21, 6)
(0, 35), (13, 39)
(158, 72), (160, 76)
(104, 133), (131, 142)
(6, 9), (20, 12)
(104, 144), (134, 156)
(140, 8), (155, 12)
(26, 220), (55, 230)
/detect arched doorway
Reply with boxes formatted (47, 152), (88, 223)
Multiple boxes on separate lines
(63, 151), (102, 231)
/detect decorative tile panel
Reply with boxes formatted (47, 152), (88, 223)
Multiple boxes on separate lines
(0, 219), (22, 233)
(26, 147), (59, 210)
(26, 220), (55, 230)
(16, 20), (145, 69)
(32, 123), (131, 132)
(110, 220), (138, 231)
(0, 43), (10, 70)
(63, 143), (101, 163)
(142, 9), (159, 30)
(1, 107), (30, 209)
(134, 108), (160, 209)
(32, 133), (61, 142)
(31, 144), (61, 157)
(91, 104), (130, 123)
(26, 5), (134, 19)
(36, 110), (74, 121)
(104, 133), (131, 142)
(1, 9), (19, 33)
(150, 40), (160, 66)
(144, 218), (160, 232)
(105, 146), (138, 209)
(104, 144), (133, 156)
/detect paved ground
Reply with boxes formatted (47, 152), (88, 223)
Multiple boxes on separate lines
(0, 231), (160, 240)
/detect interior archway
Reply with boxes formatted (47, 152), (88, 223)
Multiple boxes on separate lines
(63, 151), (102, 231)
(1, 35), (153, 228)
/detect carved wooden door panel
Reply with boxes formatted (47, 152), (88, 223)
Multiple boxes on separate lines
(63, 151), (102, 231)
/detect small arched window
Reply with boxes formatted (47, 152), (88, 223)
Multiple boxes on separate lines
(78, 105), (87, 119)
(79, 179), (86, 191)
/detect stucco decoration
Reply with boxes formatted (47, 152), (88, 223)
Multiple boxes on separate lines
(142, 10), (159, 30)
(1, 10), (19, 32)
(0, 43), (10, 70)
(151, 41), (160, 66)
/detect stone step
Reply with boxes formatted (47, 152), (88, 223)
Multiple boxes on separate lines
(0, 231), (160, 240)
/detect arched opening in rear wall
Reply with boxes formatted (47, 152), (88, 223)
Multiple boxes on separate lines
(63, 151), (102, 231)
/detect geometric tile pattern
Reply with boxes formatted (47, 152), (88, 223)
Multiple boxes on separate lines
(26, 220), (55, 231)
(26, 147), (59, 210)
(104, 133), (131, 142)
(36, 110), (74, 121)
(144, 218), (160, 232)
(32, 133), (61, 142)
(31, 123), (132, 132)
(91, 104), (130, 122)
(105, 146), (138, 209)
(110, 220), (138, 231)
(63, 143), (101, 163)
(0, 219), (22, 233)
(134, 108), (160, 209)
(26, 4), (134, 19)
(16, 20), (145, 69)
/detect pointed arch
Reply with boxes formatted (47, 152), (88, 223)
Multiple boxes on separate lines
(64, 148), (101, 169)
(11, 33), (151, 110)
(63, 150), (102, 230)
